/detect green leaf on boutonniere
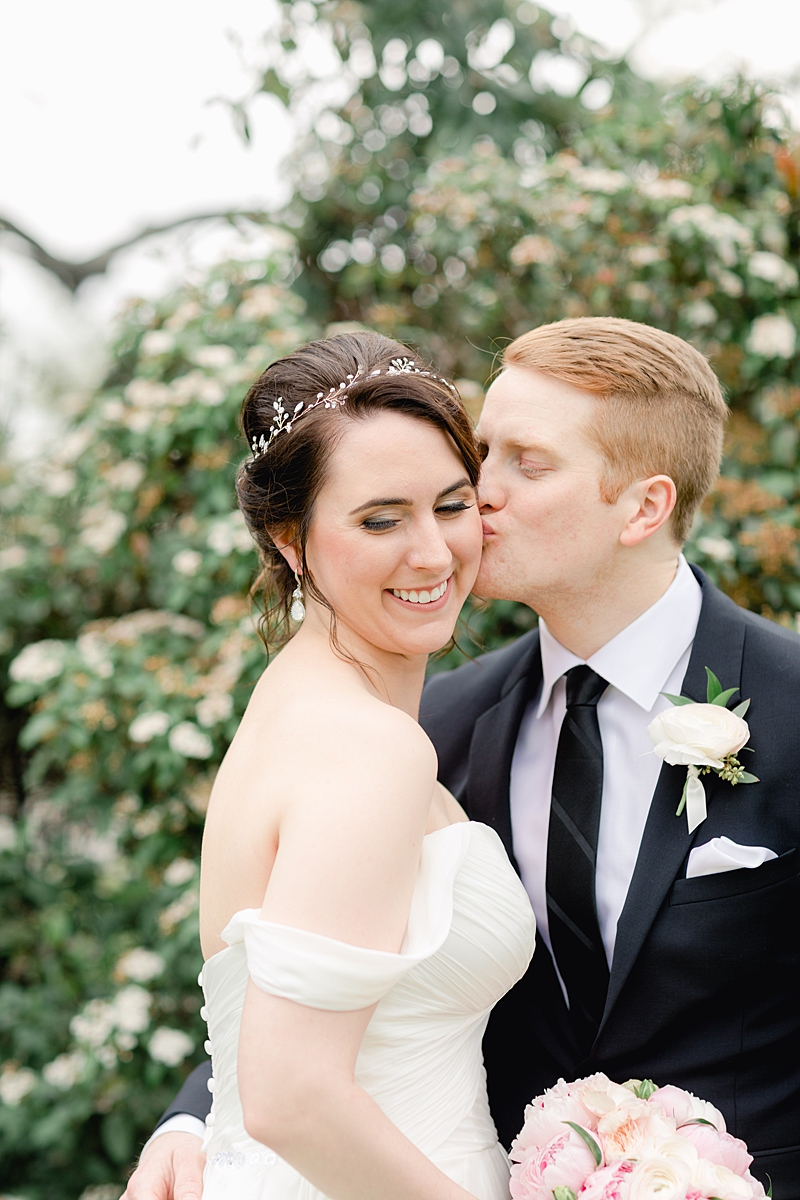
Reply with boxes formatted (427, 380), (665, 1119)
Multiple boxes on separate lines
(661, 693), (695, 706)
(563, 1122), (603, 1167)
(711, 686), (739, 707)
(733, 698), (751, 718)
(739, 771), (760, 783)
(705, 666), (723, 702)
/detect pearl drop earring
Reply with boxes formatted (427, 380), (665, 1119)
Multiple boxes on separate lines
(290, 571), (305, 622)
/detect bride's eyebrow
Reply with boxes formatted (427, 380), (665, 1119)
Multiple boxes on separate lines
(349, 477), (471, 516)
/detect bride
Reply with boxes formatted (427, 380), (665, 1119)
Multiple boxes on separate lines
(192, 331), (535, 1200)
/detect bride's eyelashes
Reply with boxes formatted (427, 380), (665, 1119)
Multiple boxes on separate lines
(361, 500), (474, 533)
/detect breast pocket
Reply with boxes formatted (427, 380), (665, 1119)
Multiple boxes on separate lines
(669, 846), (797, 905)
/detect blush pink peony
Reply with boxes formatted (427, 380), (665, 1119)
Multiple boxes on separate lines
(679, 1122), (752, 1175)
(510, 1128), (597, 1199)
(650, 1085), (726, 1132)
(576, 1159), (635, 1198)
(597, 1097), (675, 1161)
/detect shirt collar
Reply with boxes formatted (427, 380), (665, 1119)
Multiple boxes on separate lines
(536, 555), (703, 717)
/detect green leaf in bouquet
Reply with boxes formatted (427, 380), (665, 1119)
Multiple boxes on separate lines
(633, 1078), (658, 1099)
(678, 1117), (720, 1130)
(553, 1189), (578, 1200)
(563, 1121), (603, 1167)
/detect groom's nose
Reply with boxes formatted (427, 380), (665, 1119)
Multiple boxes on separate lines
(477, 467), (505, 513)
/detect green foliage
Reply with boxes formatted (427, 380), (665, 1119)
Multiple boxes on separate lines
(3, 3), (800, 1196)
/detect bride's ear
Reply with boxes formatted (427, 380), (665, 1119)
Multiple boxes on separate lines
(270, 528), (300, 574)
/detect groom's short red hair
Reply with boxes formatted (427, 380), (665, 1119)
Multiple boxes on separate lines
(503, 317), (728, 543)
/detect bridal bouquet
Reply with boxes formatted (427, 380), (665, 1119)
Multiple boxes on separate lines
(510, 1075), (767, 1200)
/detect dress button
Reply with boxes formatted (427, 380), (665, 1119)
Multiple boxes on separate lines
(204, 1040), (213, 1054)
(207, 1078), (215, 1093)
(200, 1006), (209, 1021)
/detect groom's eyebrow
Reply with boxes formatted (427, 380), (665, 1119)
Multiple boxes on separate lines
(349, 477), (471, 515)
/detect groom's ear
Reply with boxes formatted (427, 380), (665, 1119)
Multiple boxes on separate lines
(618, 475), (679, 548)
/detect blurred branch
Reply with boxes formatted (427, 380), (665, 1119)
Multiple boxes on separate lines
(0, 209), (269, 293)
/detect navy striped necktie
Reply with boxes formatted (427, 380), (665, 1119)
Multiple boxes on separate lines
(546, 664), (610, 1051)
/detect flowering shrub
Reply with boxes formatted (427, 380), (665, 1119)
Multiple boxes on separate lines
(3, 3), (800, 1196)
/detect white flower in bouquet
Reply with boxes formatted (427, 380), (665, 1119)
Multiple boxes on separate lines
(647, 704), (749, 770)
(43, 1050), (88, 1090)
(628, 1156), (691, 1199)
(168, 721), (213, 760)
(128, 710), (170, 744)
(116, 947), (165, 983)
(746, 312), (796, 357)
(9, 639), (68, 685)
(148, 1027), (194, 1067)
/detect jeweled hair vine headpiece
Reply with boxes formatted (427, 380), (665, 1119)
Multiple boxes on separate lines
(249, 357), (459, 460)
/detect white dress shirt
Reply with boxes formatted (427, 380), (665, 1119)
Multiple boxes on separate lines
(509, 555), (703, 968)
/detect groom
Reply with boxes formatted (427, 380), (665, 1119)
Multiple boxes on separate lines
(125, 317), (800, 1198)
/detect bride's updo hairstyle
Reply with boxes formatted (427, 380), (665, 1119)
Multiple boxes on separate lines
(236, 330), (481, 647)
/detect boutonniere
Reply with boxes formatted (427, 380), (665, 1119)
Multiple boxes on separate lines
(647, 668), (759, 833)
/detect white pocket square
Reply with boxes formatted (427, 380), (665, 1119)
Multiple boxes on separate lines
(686, 836), (778, 879)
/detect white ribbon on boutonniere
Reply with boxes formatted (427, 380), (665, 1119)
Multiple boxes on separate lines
(647, 668), (759, 833)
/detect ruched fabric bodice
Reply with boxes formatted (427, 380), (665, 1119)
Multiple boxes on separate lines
(199, 821), (536, 1200)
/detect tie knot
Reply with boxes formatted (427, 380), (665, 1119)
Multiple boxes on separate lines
(565, 664), (608, 708)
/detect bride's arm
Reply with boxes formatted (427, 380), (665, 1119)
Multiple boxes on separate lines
(236, 709), (478, 1200)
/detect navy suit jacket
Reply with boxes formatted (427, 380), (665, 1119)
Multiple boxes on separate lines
(162, 569), (800, 1195)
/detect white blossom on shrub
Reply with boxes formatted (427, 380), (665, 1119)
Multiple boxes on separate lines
(0, 545), (27, 570)
(697, 536), (735, 562)
(116, 948), (165, 983)
(113, 985), (152, 1034)
(79, 506), (127, 555)
(140, 330), (176, 357)
(105, 460), (145, 491)
(667, 203), (752, 265)
(76, 632), (114, 678)
(0, 815), (16, 852)
(207, 511), (253, 555)
(163, 857), (198, 887)
(9, 639), (68, 685)
(682, 299), (717, 327)
(172, 549), (203, 576)
(169, 721), (213, 759)
(194, 344), (236, 369)
(125, 378), (172, 409)
(148, 1027), (194, 1067)
(0, 1064), (37, 1106)
(748, 251), (798, 291)
(43, 1050), (88, 1090)
(70, 999), (117, 1048)
(129, 711), (171, 743)
(746, 312), (796, 358)
(44, 468), (77, 497)
(170, 370), (226, 406)
(196, 692), (233, 727)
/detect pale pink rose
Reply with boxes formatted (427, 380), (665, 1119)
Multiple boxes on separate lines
(650, 1085), (726, 1132)
(577, 1159), (635, 1199)
(510, 1129), (597, 1199)
(679, 1122), (752, 1175)
(597, 1097), (675, 1161)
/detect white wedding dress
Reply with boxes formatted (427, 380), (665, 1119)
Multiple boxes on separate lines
(199, 821), (536, 1200)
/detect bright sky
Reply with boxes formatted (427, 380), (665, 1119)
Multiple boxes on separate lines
(2, 0), (800, 451)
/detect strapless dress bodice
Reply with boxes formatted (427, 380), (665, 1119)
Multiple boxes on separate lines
(199, 821), (536, 1200)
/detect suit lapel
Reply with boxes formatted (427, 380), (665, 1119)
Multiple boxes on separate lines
(598, 569), (748, 1034)
(467, 632), (542, 868)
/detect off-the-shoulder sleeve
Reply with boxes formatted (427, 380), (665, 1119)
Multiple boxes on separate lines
(220, 822), (471, 1011)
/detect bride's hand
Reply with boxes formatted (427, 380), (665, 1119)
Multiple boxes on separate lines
(122, 1132), (205, 1200)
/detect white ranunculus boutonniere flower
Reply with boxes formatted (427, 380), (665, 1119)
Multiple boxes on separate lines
(647, 669), (758, 833)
